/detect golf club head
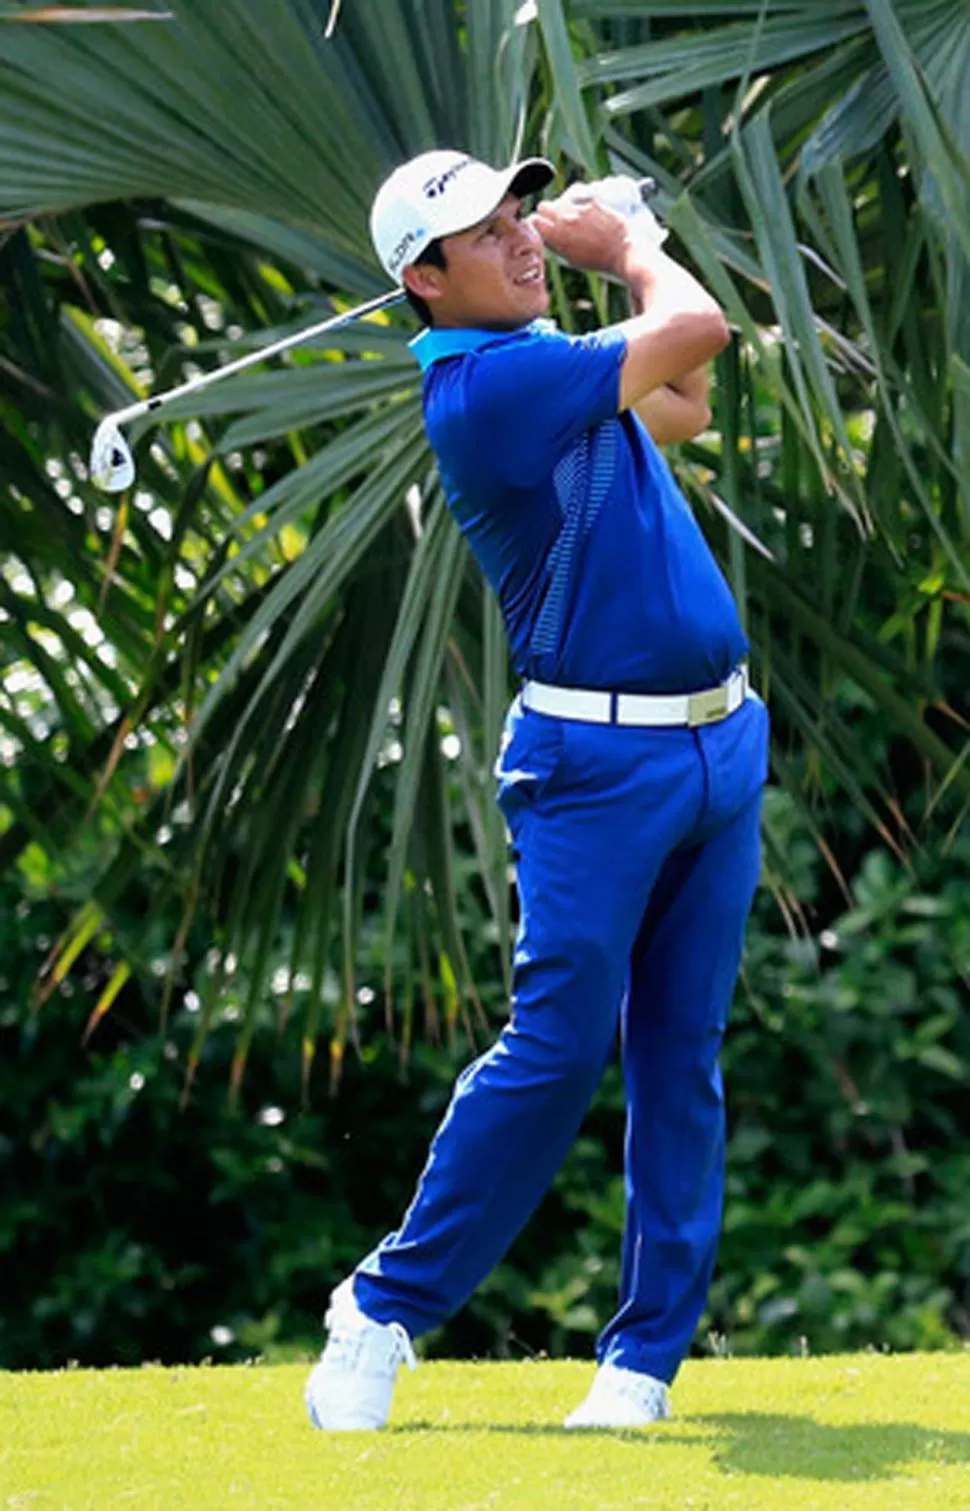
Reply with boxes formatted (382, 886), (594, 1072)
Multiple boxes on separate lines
(90, 419), (135, 494)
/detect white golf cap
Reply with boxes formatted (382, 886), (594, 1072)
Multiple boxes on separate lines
(370, 149), (555, 283)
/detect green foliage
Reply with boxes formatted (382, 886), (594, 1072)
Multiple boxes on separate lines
(0, 872), (452, 1369)
(2, 0), (970, 1063)
(715, 806), (970, 1357)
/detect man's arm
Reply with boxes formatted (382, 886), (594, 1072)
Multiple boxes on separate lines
(635, 366), (711, 446)
(531, 197), (729, 413)
(625, 254), (713, 445)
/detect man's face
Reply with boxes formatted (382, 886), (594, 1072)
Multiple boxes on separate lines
(405, 194), (549, 330)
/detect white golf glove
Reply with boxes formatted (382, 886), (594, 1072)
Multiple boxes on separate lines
(561, 175), (668, 254)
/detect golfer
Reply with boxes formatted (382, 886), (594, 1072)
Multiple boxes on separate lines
(307, 150), (769, 1431)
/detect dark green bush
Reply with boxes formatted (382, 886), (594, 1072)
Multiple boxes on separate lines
(0, 880), (456, 1369)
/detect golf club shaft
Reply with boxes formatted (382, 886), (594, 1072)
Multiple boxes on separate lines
(106, 288), (406, 428)
(102, 181), (656, 430)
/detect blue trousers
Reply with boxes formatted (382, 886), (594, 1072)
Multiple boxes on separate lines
(355, 691), (769, 1383)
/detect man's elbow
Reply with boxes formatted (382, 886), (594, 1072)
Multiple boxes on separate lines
(669, 307), (731, 370)
(701, 309), (731, 359)
(676, 402), (712, 443)
(647, 398), (713, 446)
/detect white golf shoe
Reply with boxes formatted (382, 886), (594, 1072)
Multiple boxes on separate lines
(305, 1277), (416, 1430)
(564, 1361), (671, 1429)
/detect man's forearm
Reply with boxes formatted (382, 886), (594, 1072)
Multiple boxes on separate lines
(634, 368), (711, 446)
(625, 254), (715, 442)
(622, 242), (719, 323)
(624, 249), (721, 388)
(614, 243), (728, 409)
(660, 364), (710, 406)
(532, 194), (728, 407)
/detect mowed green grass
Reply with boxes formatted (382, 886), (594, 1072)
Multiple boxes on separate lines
(3, 1353), (969, 1509)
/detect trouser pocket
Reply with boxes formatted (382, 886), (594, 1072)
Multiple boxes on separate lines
(494, 701), (567, 835)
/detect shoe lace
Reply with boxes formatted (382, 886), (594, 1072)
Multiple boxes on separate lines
(388, 1321), (417, 1372)
(604, 1366), (668, 1413)
(323, 1301), (417, 1376)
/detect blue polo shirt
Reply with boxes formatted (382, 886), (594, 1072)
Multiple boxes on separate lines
(412, 320), (747, 695)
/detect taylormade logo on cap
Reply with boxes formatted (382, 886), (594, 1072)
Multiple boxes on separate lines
(370, 149), (555, 283)
(422, 157), (475, 199)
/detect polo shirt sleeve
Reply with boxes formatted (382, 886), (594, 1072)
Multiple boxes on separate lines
(464, 325), (628, 486)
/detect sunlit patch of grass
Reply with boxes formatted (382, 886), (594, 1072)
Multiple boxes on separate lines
(2, 1352), (969, 1508)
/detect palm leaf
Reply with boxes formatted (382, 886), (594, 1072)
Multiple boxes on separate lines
(4, 0), (970, 1084)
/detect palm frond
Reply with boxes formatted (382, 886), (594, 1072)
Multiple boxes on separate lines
(4, 0), (970, 1082)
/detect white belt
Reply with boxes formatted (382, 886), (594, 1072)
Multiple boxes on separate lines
(521, 666), (749, 728)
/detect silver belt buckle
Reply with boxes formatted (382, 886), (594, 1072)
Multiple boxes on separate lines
(687, 684), (730, 727)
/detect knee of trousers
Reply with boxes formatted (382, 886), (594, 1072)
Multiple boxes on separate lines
(508, 936), (623, 1088)
(495, 1021), (614, 1104)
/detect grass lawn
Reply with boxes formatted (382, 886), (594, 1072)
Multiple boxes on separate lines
(3, 1352), (969, 1509)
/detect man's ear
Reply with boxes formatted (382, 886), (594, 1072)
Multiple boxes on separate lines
(403, 261), (445, 305)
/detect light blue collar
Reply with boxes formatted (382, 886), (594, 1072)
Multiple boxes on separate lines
(409, 320), (555, 372)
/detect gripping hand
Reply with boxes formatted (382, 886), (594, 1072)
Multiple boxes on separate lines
(560, 176), (668, 255)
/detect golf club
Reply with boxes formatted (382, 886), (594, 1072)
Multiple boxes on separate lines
(89, 177), (662, 493)
(89, 288), (406, 493)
